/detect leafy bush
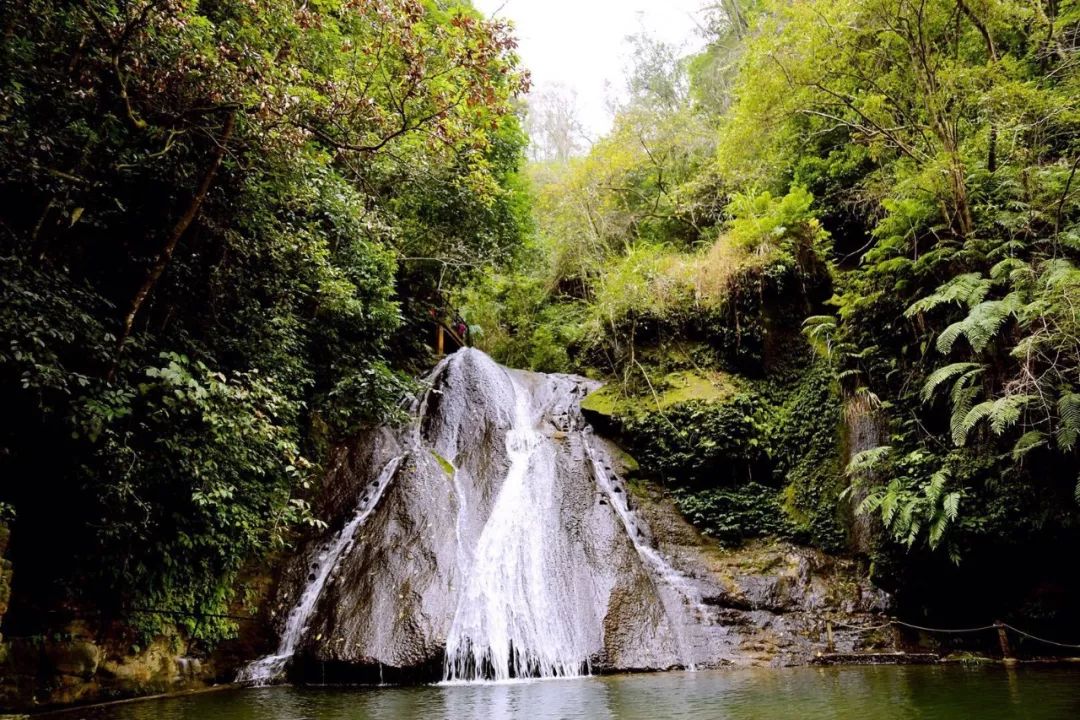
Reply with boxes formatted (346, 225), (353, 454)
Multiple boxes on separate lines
(0, 0), (528, 643)
(675, 483), (796, 546)
(727, 186), (827, 255)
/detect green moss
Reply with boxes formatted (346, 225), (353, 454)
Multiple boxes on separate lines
(580, 384), (624, 418)
(627, 478), (650, 501)
(766, 359), (847, 551)
(581, 370), (737, 420)
(608, 445), (640, 476)
(657, 370), (737, 406)
(781, 483), (809, 525)
(430, 451), (455, 477)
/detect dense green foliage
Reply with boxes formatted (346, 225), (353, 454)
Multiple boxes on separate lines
(466, 0), (1080, 623)
(0, 0), (527, 641)
(587, 354), (847, 550)
(728, 0), (1080, 566)
(3, 0), (1079, 648)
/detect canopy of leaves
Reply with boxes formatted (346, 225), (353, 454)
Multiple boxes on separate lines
(0, 0), (528, 642)
(467, 0), (1080, 600)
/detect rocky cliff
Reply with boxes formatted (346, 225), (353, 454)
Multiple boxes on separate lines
(253, 349), (894, 683)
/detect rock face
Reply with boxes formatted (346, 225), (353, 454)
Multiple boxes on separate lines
(278, 349), (690, 681)
(253, 348), (894, 684)
(0, 626), (215, 711)
(624, 470), (894, 666)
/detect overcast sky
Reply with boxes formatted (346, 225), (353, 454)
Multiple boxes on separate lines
(473, 0), (709, 140)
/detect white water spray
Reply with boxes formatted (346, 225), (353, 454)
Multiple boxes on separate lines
(237, 455), (404, 685)
(585, 436), (706, 670)
(442, 374), (591, 682)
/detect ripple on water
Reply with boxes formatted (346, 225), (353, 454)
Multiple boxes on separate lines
(39, 666), (1080, 720)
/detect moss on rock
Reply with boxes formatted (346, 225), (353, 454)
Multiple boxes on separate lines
(584, 344), (850, 552)
(430, 451), (455, 477)
(581, 369), (738, 422)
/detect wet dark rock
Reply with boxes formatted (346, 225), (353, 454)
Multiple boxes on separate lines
(813, 652), (938, 666)
(257, 348), (895, 682)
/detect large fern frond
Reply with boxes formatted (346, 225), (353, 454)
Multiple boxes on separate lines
(949, 384), (981, 444)
(926, 468), (949, 503)
(943, 491), (961, 521)
(846, 445), (891, 477)
(1057, 393), (1080, 452)
(936, 294), (1020, 354)
(921, 362), (981, 403)
(905, 272), (991, 317)
(989, 258), (1028, 281)
(954, 399), (994, 445)
(1012, 430), (1048, 460)
(952, 393), (1033, 444)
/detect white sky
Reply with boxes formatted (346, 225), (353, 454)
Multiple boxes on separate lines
(473, 0), (710, 140)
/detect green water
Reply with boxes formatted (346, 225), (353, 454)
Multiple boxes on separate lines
(41, 666), (1080, 719)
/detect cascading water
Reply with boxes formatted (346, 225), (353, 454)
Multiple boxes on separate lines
(247, 349), (730, 686)
(584, 435), (707, 670)
(442, 374), (591, 682)
(237, 455), (404, 685)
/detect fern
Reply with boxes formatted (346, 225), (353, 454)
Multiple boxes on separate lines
(802, 315), (836, 333)
(929, 513), (948, 547)
(802, 315), (837, 357)
(1057, 393), (1080, 451)
(905, 272), (991, 317)
(857, 493), (883, 514)
(954, 399), (994, 445)
(881, 485), (900, 526)
(1012, 430), (1048, 460)
(1041, 258), (1080, 290)
(943, 491), (961, 521)
(950, 384), (981, 445)
(936, 294), (1020, 355)
(988, 394), (1034, 435)
(846, 445), (891, 476)
(926, 469), (948, 503)
(989, 258), (1027, 280)
(921, 362), (981, 403)
(952, 394), (1034, 444)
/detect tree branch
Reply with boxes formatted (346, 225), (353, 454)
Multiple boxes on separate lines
(111, 110), (237, 377)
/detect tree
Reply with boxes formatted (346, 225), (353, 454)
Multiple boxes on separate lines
(0, 0), (528, 641)
(526, 83), (587, 162)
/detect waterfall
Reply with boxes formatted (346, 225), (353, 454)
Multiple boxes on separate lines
(244, 349), (720, 686)
(237, 455), (404, 685)
(442, 373), (591, 682)
(584, 436), (705, 670)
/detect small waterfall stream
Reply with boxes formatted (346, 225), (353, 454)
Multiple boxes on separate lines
(584, 436), (706, 670)
(237, 455), (404, 685)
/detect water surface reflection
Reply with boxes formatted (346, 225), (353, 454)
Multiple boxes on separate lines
(47, 665), (1080, 720)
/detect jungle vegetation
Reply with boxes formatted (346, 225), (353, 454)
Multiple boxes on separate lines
(463, 0), (1080, 623)
(1, 0), (1079, 647)
(0, 0), (528, 641)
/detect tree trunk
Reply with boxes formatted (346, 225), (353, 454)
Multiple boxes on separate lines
(110, 110), (236, 377)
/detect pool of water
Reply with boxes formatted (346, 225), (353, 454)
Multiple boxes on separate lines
(40, 666), (1080, 719)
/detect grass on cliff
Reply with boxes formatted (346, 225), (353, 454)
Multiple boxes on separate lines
(581, 369), (739, 418)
